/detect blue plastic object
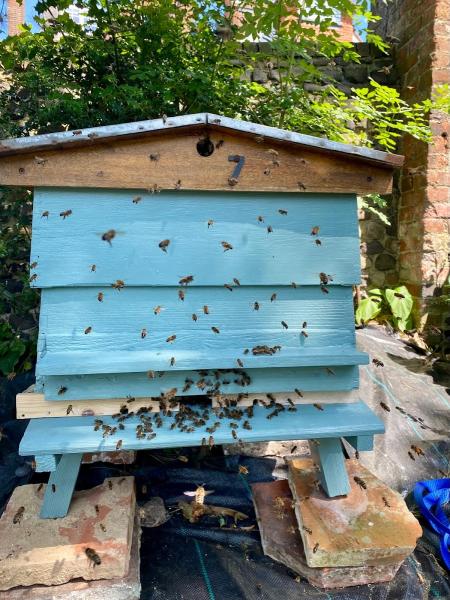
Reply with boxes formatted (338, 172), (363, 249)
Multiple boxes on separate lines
(414, 478), (450, 569)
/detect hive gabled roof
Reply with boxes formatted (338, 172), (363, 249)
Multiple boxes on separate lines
(0, 112), (403, 168)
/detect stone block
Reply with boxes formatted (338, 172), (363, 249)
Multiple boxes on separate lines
(252, 480), (403, 589)
(287, 459), (422, 568)
(0, 516), (141, 600)
(374, 253), (397, 271)
(343, 63), (368, 83)
(0, 477), (136, 591)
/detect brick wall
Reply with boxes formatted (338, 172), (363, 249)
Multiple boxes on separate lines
(375, 0), (450, 327)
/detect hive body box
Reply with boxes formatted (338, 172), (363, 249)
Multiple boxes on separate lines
(0, 114), (402, 517)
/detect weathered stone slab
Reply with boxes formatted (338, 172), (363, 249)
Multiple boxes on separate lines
(0, 477), (136, 591)
(0, 515), (141, 600)
(252, 479), (403, 589)
(287, 458), (422, 568)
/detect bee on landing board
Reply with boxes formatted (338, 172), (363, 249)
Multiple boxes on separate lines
(85, 547), (102, 567)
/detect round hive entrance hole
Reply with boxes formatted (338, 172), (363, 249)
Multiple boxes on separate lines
(196, 137), (215, 157)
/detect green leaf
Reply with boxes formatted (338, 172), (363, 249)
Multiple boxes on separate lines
(384, 286), (413, 323)
(355, 297), (382, 325)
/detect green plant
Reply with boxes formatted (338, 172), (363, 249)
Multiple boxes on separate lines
(356, 285), (414, 332)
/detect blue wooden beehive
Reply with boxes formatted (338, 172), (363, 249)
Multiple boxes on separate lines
(0, 114), (403, 517)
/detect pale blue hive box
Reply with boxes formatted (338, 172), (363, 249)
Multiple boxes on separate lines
(0, 114), (403, 517)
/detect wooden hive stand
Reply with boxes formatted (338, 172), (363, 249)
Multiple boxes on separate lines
(1, 113), (402, 518)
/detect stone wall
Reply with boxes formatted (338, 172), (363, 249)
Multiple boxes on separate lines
(239, 42), (400, 292)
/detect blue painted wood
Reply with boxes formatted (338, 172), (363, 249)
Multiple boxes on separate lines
(344, 435), (374, 451)
(35, 454), (58, 472)
(309, 437), (351, 497)
(30, 190), (360, 287)
(19, 401), (384, 456)
(42, 365), (359, 401)
(39, 453), (83, 518)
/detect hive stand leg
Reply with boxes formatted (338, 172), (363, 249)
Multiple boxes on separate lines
(344, 435), (374, 452)
(308, 438), (351, 497)
(35, 454), (58, 472)
(40, 453), (83, 519)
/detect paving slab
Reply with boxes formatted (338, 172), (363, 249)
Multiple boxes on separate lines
(252, 479), (403, 589)
(287, 458), (422, 568)
(0, 477), (135, 591)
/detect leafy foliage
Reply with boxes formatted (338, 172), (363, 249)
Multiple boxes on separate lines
(356, 285), (414, 332)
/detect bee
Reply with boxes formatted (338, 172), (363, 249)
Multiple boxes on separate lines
(294, 388), (303, 398)
(95, 504), (100, 515)
(170, 357), (176, 366)
(91, 264), (96, 272)
(141, 328), (147, 339)
(267, 148), (279, 159)
(209, 435), (215, 448)
(73, 129), (82, 135)
(59, 209), (72, 219)
(224, 284), (233, 291)
(354, 476), (367, 490)
(174, 180), (182, 190)
(372, 358), (384, 367)
(178, 289), (185, 302)
(319, 272), (333, 285)
(52, 484), (56, 493)
(302, 322), (307, 329)
(315, 239), (322, 246)
(243, 420), (252, 430)
(112, 279), (125, 290)
(132, 195), (142, 204)
(267, 225), (273, 233)
(183, 485), (213, 505)
(382, 496), (391, 508)
(233, 278), (241, 286)
(41, 210), (49, 218)
(313, 403), (324, 411)
(325, 368), (335, 375)
(29, 273), (38, 282)
(102, 229), (116, 245)
(97, 292), (104, 302)
(281, 321), (288, 329)
(58, 386), (68, 395)
(162, 114), (167, 123)
(380, 402), (390, 412)
(13, 506), (25, 524)
(231, 430), (238, 440)
(270, 293), (277, 302)
(149, 184), (161, 194)
(253, 301), (261, 311)
(211, 327), (220, 334)
(30, 261), (38, 269)
(257, 215), (265, 223)
(311, 226), (320, 236)
(302, 526), (312, 535)
(84, 326), (92, 334)
(166, 334), (176, 343)
(85, 547), (102, 567)
(179, 275), (194, 286)
(278, 209), (288, 215)
(221, 241), (233, 252)
(239, 465), (249, 475)
(153, 305), (162, 315)
(126, 396), (135, 403)
(298, 182), (306, 190)
(159, 239), (170, 253)
(243, 348), (249, 354)
(149, 153), (160, 161)
(411, 444), (424, 456)
(108, 480), (113, 490)
(207, 219), (214, 228)
(116, 439), (123, 450)
(301, 331), (308, 338)
(99, 523), (106, 532)
(203, 305), (209, 315)
(408, 451), (416, 461)
(228, 176), (238, 187)
(291, 282), (297, 288)
(66, 404), (73, 415)
(313, 543), (319, 554)
(237, 358), (244, 368)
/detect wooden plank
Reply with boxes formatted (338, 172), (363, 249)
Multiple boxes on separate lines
(308, 438), (351, 497)
(344, 435), (374, 451)
(40, 365), (360, 401)
(0, 130), (394, 194)
(16, 387), (165, 419)
(19, 401), (385, 456)
(39, 454), (83, 519)
(34, 454), (58, 472)
(30, 190), (360, 287)
(37, 347), (368, 377)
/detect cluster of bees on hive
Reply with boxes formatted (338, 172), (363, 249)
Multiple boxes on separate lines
(36, 166), (336, 446)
